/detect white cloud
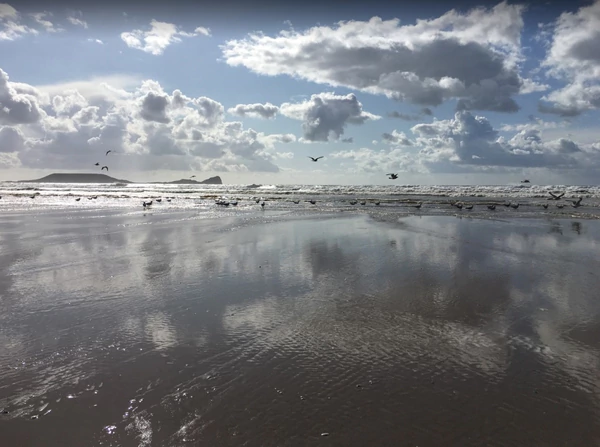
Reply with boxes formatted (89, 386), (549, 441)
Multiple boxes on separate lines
(0, 4), (38, 40)
(409, 111), (589, 172)
(279, 92), (380, 142)
(381, 129), (413, 146)
(228, 102), (279, 119)
(222, 2), (543, 113)
(330, 110), (600, 176)
(539, 0), (600, 116)
(67, 11), (88, 29)
(88, 38), (103, 44)
(0, 3), (17, 20)
(30, 12), (63, 33)
(194, 26), (211, 37)
(0, 68), (44, 125)
(121, 20), (210, 55)
(0, 66), (296, 174)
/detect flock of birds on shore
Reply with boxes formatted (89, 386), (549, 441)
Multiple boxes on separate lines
(6, 154), (586, 213)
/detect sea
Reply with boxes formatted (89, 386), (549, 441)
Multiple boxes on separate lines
(0, 181), (599, 219)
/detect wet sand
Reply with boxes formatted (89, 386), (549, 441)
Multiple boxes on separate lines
(1, 209), (600, 447)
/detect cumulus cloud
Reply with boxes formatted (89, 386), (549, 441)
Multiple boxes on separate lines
(121, 20), (210, 55)
(0, 68), (44, 124)
(228, 102), (279, 119)
(410, 111), (586, 171)
(222, 2), (544, 113)
(539, 1), (600, 116)
(279, 92), (380, 142)
(332, 110), (599, 176)
(0, 66), (296, 173)
(381, 130), (413, 146)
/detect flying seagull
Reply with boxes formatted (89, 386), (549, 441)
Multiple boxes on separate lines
(521, 179), (530, 183)
(308, 156), (324, 162)
(190, 175), (196, 178)
(101, 166), (108, 171)
(548, 191), (565, 200)
(387, 173), (398, 180)
(94, 162), (99, 166)
(106, 150), (112, 156)
(572, 197), (583, 208)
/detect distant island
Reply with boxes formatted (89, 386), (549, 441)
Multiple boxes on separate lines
(166, 176), (222, 185)
(21, 173), (223, 185)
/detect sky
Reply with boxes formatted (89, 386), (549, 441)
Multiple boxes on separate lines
(0, 0), (599, 185)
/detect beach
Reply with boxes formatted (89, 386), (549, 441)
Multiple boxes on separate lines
(1, 208), (600, 446)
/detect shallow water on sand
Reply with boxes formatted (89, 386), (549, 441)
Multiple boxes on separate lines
(1, 210), (600, 446)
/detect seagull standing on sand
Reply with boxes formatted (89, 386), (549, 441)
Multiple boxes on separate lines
(414, 202), (422, 209)
(487, 205), (496, 210)
(308, 156), (324, 162)
(75, 198), (81, 201)
(464, 204), (473, 210)
(542, 203), (548, 209)
(374, 200), (380, 205)
(101, 166), (108, 172)
(261, 201), (265, 209)
(510, 203), (520, 209)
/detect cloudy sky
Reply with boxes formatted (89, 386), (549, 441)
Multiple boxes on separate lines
(1, 0), (599, 184)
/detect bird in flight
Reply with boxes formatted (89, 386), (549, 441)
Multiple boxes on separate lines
(94, 162), (99, 166)
(101, 166), (108, 171)
(308, 156), (323, 162)
(387, 173), (398, 180)
(548, 191), (565, 200)
(521, 179), (530, 183)
(190, 175), (196, 178)
(106, 150), (112, 156)
(572, 197), (583, 208)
